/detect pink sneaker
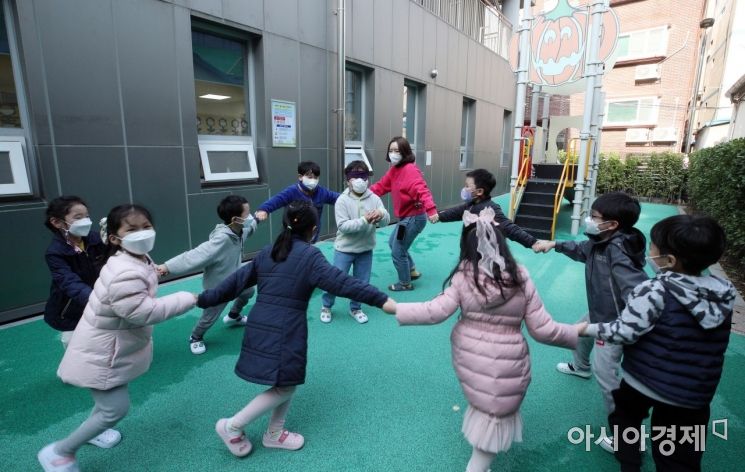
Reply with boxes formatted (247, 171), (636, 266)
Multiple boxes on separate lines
(38, 443), (79, 472)
(215, 418), (252, 457)
(262, 429), (305, 450)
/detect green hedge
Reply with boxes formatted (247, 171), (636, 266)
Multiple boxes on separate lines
(688, 138), (745, 267)
(596, 151), (687, 202)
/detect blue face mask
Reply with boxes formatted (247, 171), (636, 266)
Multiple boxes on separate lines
(460, 187), (474, 202)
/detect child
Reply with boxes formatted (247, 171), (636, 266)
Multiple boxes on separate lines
(437, 168), (547, 252)
(319, 160), (390, 324)
(198, 200), (395, 458)
(370, 136), (438, 291)
(157, 195), (256, 355)
(254, 161), (340, 243)
(581, 215), (735, 471)
(534, 191), (648, 452)
(43, 196), (121, 450)
(387, 207), (582, 472)
(38, 204), (197, 472)
(43, 196), (106, 348)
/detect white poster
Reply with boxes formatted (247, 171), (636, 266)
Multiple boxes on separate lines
(271, 100), (296, 147)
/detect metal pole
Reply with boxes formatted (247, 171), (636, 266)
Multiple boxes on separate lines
(510, 1), (532, 193)
(540, 91), (550, 162)
(337, 0), (346, 174)
(585, 86), (604, 211)
(589, 90), (606, 202)
(570, 0), (604, 235)
(530, 85), (540, 128)
(685, 22), (712, 154)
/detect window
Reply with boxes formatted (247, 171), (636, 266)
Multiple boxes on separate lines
(0, 2), (32, 196)
(460, 98), (476, 170)
(616, 26), (668, 61)
(403, 80), (426, 156)
(604, 97), (660, 126)
(500, 110), (512, 168)
(192, 24), (257, 182)
(344, 66), (372, 171)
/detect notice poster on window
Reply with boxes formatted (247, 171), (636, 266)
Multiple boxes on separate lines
(271, 100), (296, 147)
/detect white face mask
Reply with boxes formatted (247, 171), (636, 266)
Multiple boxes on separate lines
(234, 215), (254, 230)
(67, 217), (92, 237)
(117, 229), (156, 255)
(388, 152), (402, 165)
(646, 255), (671, 273)
(584, 216), (610, 236)
(301, 177), (319, 190)
(350, 178), (368, 194)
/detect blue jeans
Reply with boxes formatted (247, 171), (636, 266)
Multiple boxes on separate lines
(388, 213), (427, 284)
(321, 250), (373, 311)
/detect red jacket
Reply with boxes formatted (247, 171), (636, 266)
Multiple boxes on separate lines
(370, 162), (437, 218)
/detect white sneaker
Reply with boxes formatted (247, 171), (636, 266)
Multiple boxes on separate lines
(598, 435), (615, 453)
(87, 428), (121, 448)
(190, 338), (206, 355)
(349, 309), (368, 324)
(38, 443), (79, 472)
(556, 362), (592, 379)
(262, 429), (305, 450)
(223, 313), (248, 327)
(320, 307), (332, 323)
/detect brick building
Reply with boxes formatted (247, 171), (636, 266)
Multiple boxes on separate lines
(568, 0), (706, 157)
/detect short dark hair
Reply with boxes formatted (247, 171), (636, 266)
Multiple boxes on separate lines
(45, 195), (88, 233)
(591, 191), (641, 231)
(466, 169), (496, 197)
(298, 161), (321, 177)
(386, 136), (416, 166)
(217, 195), (249, 224)
(344, 160), (370, 178)
(651, 215), (726, 274)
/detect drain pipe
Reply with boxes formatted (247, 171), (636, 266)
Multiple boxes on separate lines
(336, 0), (346, 179)
(540, 91), (550, 162)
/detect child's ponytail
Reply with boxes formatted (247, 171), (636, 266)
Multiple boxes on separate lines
(270, 200), (318, 262)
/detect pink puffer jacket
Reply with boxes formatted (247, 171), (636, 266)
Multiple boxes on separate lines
(396, 266), (577, 417)
(58, 251), (195, 390)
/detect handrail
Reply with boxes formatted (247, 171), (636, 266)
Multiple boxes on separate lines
(551, 138), (592, 239)
(508, 136), (532, 219)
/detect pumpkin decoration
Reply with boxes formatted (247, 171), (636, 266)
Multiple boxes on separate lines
(509, 0), (620, 88)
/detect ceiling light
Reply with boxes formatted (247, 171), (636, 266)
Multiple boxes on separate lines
(199, 94), (231, 100)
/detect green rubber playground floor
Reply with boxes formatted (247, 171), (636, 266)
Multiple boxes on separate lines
(2, 195), (744, 471)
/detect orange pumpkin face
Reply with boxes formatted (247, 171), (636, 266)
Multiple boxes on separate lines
(531, 4), (586, 86)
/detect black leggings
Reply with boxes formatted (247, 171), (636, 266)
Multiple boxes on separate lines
(608, 380), (710, 472)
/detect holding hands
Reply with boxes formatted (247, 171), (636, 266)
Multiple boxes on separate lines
(254, 210), (268, 222)
(156, 264), (168, 277)
(428, 213), (440, 224)
(531, 240), (556, 253)
(382, 297), (397, 314)
(575, 321), (589, 336)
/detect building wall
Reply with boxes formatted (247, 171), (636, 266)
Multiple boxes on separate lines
(0, 0), (517, 323)
(567, 0), (705, 156)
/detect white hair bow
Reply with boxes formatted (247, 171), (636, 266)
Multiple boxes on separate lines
(462, 207), (506, 278)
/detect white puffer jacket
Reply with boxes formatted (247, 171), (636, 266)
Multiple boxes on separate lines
(58, 251), (195, 390)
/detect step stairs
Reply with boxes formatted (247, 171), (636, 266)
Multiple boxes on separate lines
(513, 164), (575, 240)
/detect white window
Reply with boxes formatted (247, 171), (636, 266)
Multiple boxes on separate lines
(192, 24), (258, 182)
(0, 1), (33, 196)
(604, 97), (660, 126)
(460, 98), (476, 170)
(616, 26), (669, 61)
(198, 136), (258, 182)
(345, 65), (373, 172)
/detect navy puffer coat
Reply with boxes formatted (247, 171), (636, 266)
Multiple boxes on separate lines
(198, 237), (388, 386)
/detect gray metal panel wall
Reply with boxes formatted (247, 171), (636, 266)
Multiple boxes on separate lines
(0, 0), (516, 323)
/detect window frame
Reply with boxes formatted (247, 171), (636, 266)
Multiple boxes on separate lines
(615, 26), (669, 62)
(192, 20), (259, 184)
(500, 109), (513, 168)
(344, 64), (371, 172)
(460, 97), (476, 170)
(343, 144), (373, 174)
(0, 0), (34, 197)
(198, 135), (258, 182)
(603, 96), (660, 127)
